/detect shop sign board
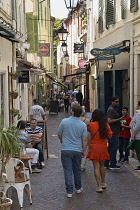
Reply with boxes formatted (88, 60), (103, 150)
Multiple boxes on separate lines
(74, 43), (84, 53)
(18, 71), (29, 83)
(90, 48), (121, 56)
(96, 55), (115, 61)
(38, 43), (50, 57)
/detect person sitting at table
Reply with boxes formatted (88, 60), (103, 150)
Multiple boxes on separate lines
(17, 120), (41, 173)
(26, 119), (45, 168)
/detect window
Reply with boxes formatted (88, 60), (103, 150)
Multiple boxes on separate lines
(106, 0), (116, 28)
(98, 0), (103, 33)
(130, 0), (138, 13)
(121, 0), (127, 19)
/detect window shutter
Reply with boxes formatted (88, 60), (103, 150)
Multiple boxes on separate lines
(106, 0), (116, 28)
(98, 0), (103, 33)
(26, 13), (38, 53)
(130, 0), (139, 13)
(121, 0), (127, 19)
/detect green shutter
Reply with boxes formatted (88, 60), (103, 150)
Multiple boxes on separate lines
(106, 0), (116, 28)
(121, 0), (127, 19)
(98, 0), (103, 33)
(130, 0), (139, 13)
(26, 13), (38, 53)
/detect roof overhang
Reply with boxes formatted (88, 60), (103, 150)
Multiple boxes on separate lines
(0, 16), (24, 43)
(46, 73), (67, 88)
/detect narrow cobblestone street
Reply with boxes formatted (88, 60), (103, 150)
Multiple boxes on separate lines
(11, 111), (140, 210)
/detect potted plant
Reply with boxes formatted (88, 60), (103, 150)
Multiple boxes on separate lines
(10, 90), (18, 99)
(10, 108), (22, 120)
(10, 71), (23, 80)
(0, 118), (20, 208)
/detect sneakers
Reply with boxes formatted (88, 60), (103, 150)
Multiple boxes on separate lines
(118, 158), (124, 163)
(67, 193), (72, 198)
(135, 166), (140, 171)
(101, 182), (106, 189)
(96, 186), (103, 193)
(122, 158), (129, 163)
(41, 162), (45, 168)
(110, 165), (120, 170)
(76, 187), (83, 194)
(104, 165), (110, 169)
(32, 167), (41, 173)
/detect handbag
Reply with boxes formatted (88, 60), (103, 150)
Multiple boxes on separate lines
(90, 129), (99, 141)
(126, 141), (135, 150)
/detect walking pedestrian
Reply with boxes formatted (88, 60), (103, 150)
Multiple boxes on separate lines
(118, 107), (131, 163)
(86, 109), (112, 192)
(29, 98), (45, 120)
(79, 108), (90, 171)
(26, 119), (45, 168)
(58, 105), (88, 198)
(104, 96), (125, 170)
(131, 101), (140, 171)
(63, 92), (70, 113)
(76, 90), (83, 106)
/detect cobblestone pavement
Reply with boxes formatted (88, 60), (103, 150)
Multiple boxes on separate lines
(10, 111), (140, 210)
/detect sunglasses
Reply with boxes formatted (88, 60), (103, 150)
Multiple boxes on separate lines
(114, 100), (119, 103)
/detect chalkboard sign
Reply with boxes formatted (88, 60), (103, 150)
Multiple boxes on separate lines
(26, 120), (48, 158)
(49, 101), (59, 114)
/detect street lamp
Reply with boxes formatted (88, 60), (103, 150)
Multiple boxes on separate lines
(64, 53), (69, 62)
(64, 0), (78, 9)
(61, 42), (67, 54)
(57, 25), (69, 41)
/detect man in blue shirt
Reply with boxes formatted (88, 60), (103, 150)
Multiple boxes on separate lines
(58, 105), (88, 198)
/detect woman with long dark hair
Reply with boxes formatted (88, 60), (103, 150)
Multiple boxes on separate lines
(86, 109), (112, 193)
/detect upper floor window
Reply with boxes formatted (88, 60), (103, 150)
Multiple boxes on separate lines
(106, 0), (116, 28)
(130, 0), (139, 13)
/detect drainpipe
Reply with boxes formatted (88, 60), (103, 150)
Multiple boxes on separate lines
(130, 28), (134, 118)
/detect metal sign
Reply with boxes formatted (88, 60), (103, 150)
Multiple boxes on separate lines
(18, 71), (29, 83)
(78, 59), (86, 68)
(90, 48), (121, 56)
(96, 56), (115, 61)
(74, 43), (84, 53)
(38, 43), (50, 57)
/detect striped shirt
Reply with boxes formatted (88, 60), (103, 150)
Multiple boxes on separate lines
(26, 126), (43, 142)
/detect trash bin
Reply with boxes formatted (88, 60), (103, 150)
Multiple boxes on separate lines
(49, 100), (59, 114)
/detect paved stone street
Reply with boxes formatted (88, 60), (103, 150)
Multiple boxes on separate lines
(11, 111), (140, 210)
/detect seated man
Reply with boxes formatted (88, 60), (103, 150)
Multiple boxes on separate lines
(26, 119), (45, 168)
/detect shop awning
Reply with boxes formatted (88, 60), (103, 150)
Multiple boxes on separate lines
(46, 73), (67, 88)
(0, 17), (23, 43)
(63, 71), (86, 78)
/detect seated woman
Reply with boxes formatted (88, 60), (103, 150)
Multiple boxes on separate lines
(17, 120), (41, 173)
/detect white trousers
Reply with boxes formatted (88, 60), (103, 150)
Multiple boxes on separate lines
(26, 148), (39, 164)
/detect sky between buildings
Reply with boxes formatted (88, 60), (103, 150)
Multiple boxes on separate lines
(50, 0), (69, 19)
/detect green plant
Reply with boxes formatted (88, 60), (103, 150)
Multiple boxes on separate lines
(10, 108), (22, 120)
(10, 90), (18, 99)
(0, 118), (20, 185)
(11, 71), (23, 77)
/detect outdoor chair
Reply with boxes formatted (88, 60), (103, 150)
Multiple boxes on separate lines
(3, 158), (32, 208)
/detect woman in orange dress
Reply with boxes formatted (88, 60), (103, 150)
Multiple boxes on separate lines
(87, 109), (112, 193)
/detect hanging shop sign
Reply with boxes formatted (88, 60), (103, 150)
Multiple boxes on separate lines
(18, 71), (30, 83)
(78, 59), (87, 68)
(74, 43), (84, 53)
(96, 56), (115, 61)
(90, 48), (121, 56)
(38, 43), (50, 56)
